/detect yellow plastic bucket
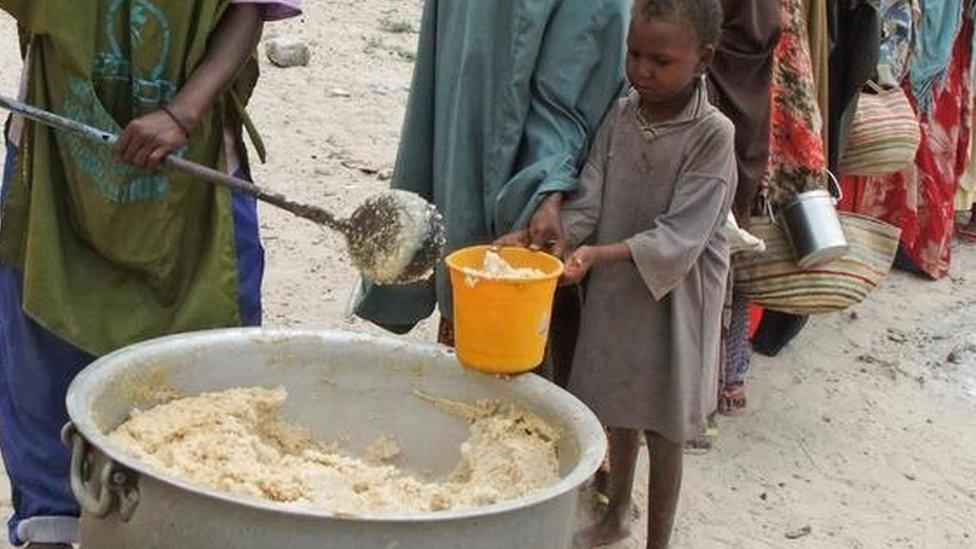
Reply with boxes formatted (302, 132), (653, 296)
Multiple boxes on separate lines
(446, 245), (564, 374)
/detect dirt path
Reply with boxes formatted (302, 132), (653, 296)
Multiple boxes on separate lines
(1, 3), (974, 547)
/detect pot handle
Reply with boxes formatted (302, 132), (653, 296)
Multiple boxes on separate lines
(62, 423), (140, 522)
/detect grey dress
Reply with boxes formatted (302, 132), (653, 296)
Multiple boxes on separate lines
(562, 83), (737, 444)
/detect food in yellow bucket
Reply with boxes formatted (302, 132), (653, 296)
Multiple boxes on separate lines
(108, 386), (561, 515)
(446, 246), (564, 374)
(463, 250), (547, 283)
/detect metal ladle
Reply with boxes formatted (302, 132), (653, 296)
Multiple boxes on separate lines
(0, 95), (444, 285)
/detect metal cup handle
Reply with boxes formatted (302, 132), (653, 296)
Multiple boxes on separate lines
(761, 171), (843, 221)
(826, 171), (844, 204)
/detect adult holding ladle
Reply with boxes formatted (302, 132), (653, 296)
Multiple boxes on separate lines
(0, 3), (423, 548)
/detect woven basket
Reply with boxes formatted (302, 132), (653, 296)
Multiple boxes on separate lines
(734, 213), (901, 315)
(839, 86), (920, 177)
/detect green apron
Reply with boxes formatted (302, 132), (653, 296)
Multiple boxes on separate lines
(0, 0), (258, 356)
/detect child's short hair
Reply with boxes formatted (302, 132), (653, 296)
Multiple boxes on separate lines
(636, 0), (724, 47)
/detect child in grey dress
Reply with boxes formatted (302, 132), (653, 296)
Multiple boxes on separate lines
(561, 1), (735, 546)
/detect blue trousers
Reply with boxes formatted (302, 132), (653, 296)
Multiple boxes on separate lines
(0, 143), (264, 545)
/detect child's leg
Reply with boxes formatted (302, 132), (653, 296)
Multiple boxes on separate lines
(644, 431), (683, 549)
(573, 428), (641, 548)
(719, 291), (751, 416)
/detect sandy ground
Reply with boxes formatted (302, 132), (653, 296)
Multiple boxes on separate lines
(1, 2), (975, 547)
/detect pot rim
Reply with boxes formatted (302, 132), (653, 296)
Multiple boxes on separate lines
(66, 328), (607, 523)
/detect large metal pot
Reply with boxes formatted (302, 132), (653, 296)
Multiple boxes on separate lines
(777, 174), (849, 268)
(64, 329), (606, 549)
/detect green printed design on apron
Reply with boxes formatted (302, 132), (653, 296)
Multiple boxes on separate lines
(0, 0), (257, 356)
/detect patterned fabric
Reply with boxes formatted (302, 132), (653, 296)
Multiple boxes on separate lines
(724, 291), (753, 385)
(911, 0), (965, 114)
(878, 0), (917, 87)
(840, 5), (974, 278)
(764, 0), (828, 208)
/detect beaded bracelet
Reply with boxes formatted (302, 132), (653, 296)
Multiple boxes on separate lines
(161, 104), (191, 137)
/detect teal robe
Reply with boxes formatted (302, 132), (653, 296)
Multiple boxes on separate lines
(356, 0), (630, 329)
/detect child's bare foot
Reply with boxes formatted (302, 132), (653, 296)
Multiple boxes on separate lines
(573, 516), (632, 548)
(684, 431), (713, 454)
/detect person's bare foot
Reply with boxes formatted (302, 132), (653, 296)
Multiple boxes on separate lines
(573, 516), (631, 548)
(685, 431), (713, 454)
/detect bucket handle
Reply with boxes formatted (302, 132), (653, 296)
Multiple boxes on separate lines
(764, 199), (776, 223)
(62, 423), (140, 522)
(827, 171), (843, 204)
(762, 171), (843, 222)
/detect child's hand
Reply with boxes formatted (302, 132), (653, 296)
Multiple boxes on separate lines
(562, 246), (601, 284)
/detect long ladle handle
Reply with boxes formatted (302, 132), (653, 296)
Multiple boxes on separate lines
(0, 94), (350, 233)
(163, 155), (349, 231)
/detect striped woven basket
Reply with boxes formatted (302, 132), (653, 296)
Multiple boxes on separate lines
(734, 213), (902, 315)
(839, 86), (920, 177)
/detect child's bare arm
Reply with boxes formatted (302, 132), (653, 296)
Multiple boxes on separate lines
(115, 5), (264, 168)
(169, 5), (263, 132)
